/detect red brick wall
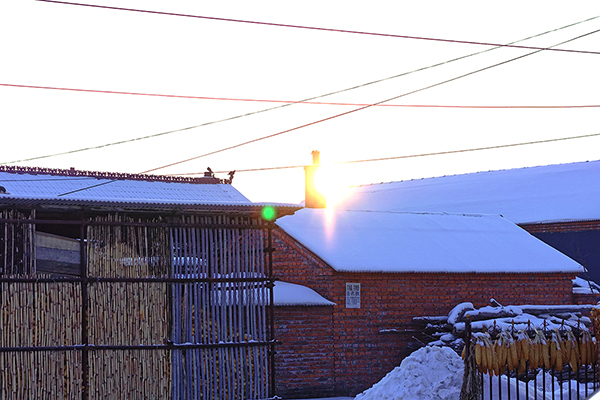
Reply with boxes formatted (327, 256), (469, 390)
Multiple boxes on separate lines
(573, 292), (599, 305)
(272, 228), (579, 397)
(520, 220), (600, 233)
(274, 306), (335, 399)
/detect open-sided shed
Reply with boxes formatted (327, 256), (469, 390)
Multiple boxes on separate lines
(0, 166), (298, 400)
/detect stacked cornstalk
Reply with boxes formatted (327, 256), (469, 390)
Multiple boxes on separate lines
(0, 279), (83, 399)
(1, 211), (272, 399)
(1, 210), (83, 399)
(86, 214), (171, 399)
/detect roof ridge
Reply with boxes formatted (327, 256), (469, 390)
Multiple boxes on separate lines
(331, 209), (492, 218)
(350, 159), (600, 189)
(0, 165), (227, 185)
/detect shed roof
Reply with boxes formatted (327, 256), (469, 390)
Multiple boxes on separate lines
(337, 160), (600, 224)
(273, 281), (335, 306)
(0, 166), (298, 215)
(275, 209), (584, 274)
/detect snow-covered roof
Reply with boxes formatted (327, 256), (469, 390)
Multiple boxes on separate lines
(274, 281), (335, 306)
(0, 166), (298, 214)
(275, 209), (584, 274)
(337, 160), (600, 224)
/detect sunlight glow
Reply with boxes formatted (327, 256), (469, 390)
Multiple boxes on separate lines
(313, 165), (352, 208)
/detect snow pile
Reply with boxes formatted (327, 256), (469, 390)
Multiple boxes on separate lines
(354, 346), (596, 400)
(354, 346), (464, 400)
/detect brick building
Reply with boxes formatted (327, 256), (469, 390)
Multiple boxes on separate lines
(272, 208), (584, 397)
(338, 159), (600, 284)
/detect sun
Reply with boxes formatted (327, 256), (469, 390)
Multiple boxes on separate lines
(313, 165), (351, 207)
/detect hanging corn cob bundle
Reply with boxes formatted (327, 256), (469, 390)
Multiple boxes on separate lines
(472, 332), (496, 375)
(564, 330), (580, 372)
(532, 329), (551, 370)
(550, 330), (563, 372)
(580, 330), (595, 367)
(494, 332), (507, 373)
(515, 330), (531, 374)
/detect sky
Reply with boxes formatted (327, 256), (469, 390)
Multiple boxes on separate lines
(1, 1), (599, 204)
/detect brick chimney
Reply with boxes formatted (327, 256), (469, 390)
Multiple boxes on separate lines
(304, 150), (326, 208)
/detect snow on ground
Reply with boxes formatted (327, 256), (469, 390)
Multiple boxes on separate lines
(482, 370), (597, 400)
(349, 346), (598, 400)
(354, 346), (464, 400)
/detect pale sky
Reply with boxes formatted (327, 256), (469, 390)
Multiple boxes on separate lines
(1, 1), (599, 204)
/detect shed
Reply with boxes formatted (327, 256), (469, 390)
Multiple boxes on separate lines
(0, 165), (299, 400)
(272, 208), (584, 397)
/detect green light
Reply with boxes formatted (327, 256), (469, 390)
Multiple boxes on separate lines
(261, 205), (277, 221)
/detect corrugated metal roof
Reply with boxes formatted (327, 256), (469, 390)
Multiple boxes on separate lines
(337, 160), (600, 224)
(0, 168), (300, 215)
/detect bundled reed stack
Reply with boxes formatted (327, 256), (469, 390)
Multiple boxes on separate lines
(0, 278), (83, 398)
(87, 214), (171, 398)
(1, 209), (82, 398)
(1, 211), (272, 399)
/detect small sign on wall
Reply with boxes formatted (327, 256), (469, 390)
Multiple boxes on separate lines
(346, 282), (361, 308)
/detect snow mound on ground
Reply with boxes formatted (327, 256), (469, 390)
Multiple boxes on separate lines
(354, 346), (464, 400)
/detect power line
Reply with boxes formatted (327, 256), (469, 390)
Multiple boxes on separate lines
(3, 83), (599, 109)
(36, 0), (600, 56)
(3, 15), (597, 165)
(12, 132), (600, 184)
(36, 25), (600, 197)
(183, 131), (600, 175)
(141, 26), (600, 175)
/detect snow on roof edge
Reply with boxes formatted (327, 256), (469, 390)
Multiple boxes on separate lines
(276, 209), (584, 275)
(273, 281), (336, 307)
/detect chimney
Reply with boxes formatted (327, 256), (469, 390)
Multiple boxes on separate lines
(304, 150), (326, 208)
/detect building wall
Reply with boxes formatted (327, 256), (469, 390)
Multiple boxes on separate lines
(520, 220), (600, 233)
(520, 220), (600, 283)
(272, 228), (579, 397)
(274, 306), (335, 399)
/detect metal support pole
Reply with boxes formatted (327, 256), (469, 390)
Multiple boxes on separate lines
(267, 223), (276, 398)
(79, 219), (89, 400)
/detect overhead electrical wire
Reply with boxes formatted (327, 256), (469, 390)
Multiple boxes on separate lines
(2, 83), (599, 109)
(36, 0), (600, 56)
(140, 26), (600, 175)
(3, 14), (597, 166)
(7, 131), (600, 184)
(54, 25), (600, 196)
(194, 132), (600, 174)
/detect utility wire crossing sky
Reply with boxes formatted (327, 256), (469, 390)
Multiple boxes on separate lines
(1, 1), (599, 203)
